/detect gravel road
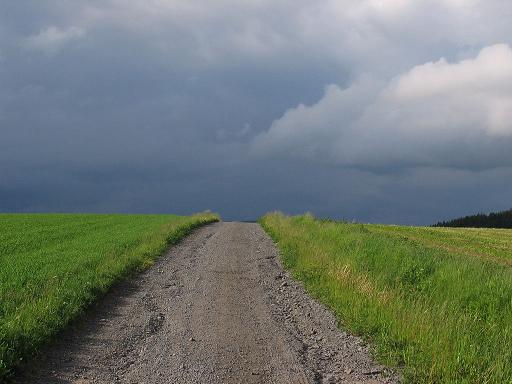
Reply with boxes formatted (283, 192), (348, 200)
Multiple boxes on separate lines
(15, 222), (398, 384)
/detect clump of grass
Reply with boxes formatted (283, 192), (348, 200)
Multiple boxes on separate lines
(0, 212), (218, 379)
(260, 212), (512, 383)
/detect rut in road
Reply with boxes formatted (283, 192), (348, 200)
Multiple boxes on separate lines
(15, 222), (398, 384)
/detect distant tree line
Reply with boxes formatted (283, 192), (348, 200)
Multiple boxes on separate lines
(433, 208), (512, 228)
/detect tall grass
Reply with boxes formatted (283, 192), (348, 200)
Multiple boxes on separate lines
(0, 212), (218, 379)
(260, 212), (512, 383)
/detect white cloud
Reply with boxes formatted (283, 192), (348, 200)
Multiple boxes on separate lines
(392, 44), (512, 101)
(24, 26), (86, 55)
(252, 44), (512, 170)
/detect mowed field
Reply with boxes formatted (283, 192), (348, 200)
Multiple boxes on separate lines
(260, 213), (512, 384)
(0, 212), (218, 379)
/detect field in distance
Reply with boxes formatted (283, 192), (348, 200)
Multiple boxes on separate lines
(260, 212), (512, 384)
(0, 212), (218, 379)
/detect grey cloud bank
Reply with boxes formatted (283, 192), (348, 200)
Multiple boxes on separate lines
(1, 0), (511, 223)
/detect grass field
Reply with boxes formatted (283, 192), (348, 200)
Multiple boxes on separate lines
(0, 212), (218, 379)
(260, 213), (512, 384)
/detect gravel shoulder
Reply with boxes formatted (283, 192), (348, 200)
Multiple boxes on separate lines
(14, 222), (398, 384)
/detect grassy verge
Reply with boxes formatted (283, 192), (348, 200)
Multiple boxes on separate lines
(260, 212), (512, 383)
(0, 212), (218, 379)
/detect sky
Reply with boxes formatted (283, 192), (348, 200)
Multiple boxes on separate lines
(1, 0), (512, 224)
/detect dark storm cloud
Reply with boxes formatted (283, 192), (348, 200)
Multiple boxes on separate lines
(1, 0), (512, 223)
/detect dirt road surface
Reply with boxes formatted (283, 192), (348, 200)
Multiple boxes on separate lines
(15, 222), (398, 383)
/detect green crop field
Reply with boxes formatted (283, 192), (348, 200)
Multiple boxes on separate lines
(0, 212), (218, 379)
(260, 213), (512, 384)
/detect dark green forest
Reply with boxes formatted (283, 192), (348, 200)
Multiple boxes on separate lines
(434, 208), (512, 228)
